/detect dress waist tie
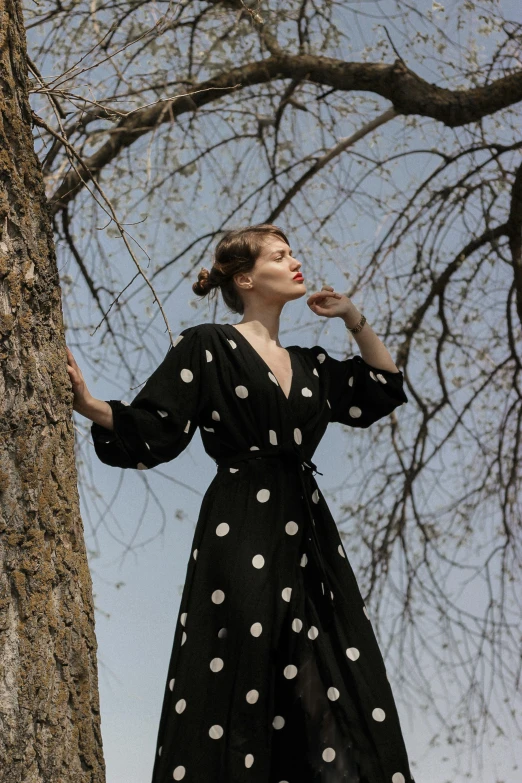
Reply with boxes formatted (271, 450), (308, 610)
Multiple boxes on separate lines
(215, 442), (336, 632)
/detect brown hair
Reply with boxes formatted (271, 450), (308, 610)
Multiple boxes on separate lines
(192, 223), (290, 315)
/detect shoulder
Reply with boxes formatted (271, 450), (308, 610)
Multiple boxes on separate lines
(166, 323), (230, 358)
(169, 322), (217, 345)
(291, 343), (330, 366)
(177, 322), (226, 338)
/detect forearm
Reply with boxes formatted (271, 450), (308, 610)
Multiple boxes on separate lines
(342, 310), (400, 373)
(75, 395), (114, 430)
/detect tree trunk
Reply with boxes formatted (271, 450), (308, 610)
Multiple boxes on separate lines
(0, 1), (106, 780)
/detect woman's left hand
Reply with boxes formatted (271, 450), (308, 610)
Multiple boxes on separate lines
(307, 285), (357, 320)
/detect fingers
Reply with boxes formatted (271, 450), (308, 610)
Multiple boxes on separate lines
(308, 291), (341, 306)
(66, 346), (77, 368)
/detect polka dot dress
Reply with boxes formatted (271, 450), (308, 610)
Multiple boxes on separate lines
(91, 323), (416, 783)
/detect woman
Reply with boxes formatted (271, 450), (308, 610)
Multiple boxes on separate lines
(67, 223), (415, 783)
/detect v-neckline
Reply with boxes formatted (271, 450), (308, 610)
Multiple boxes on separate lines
(227, 324), (296, 402)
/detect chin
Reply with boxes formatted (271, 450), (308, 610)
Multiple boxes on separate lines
(291, 287), (307, 301)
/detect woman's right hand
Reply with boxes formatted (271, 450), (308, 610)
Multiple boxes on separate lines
(66, 345), (93, 413)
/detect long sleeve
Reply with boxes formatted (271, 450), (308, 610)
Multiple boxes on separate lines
(313, 346), (408, 427)
(90, 326), (206, 469)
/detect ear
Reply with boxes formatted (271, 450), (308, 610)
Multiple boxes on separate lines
(233, 272), (252, 290)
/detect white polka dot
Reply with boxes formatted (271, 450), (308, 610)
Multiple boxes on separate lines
(268, 371), (278, 386)
(212, 410), (220, 420)
(218, 627), (227, 638)
(326, 399), (331, 408)
(230, 467), (239, 473)
(313, 368), (319, 376)
(281, 587), (292, 602)
(372, 708), (386, 721)
(250, 622), (262, 637)
(252, 554), (265, 569)
(376, 373), (388, 384)
(308, 626), (319, 640)
(180, 368), (193, 383)
(174, 334), (184, 347)
(256, 488), (270, 502)
(183, 419), (191, 433)
(203, 426), (215, 433)
(283, 664), (297, 679)
(294, 428), (302, 444)
(369, 370), (377, 381)
(246, 689), (259, 704)
(250, 445), (259, 451)
(363, 605), (370, 620)
(291, 618), (303, 632)
(175, 698), (186, 713)
(235, 385), (248, 398)
(300, 553), (308, 567)
(193, 548), (198, 560)
(317, 353), (326, 363)
(158, 746), (162, 756)
(348, 375), (354, 386)
(212, 589), (225, 604)
(137, 462), (148, 470)
(216, 523), (229, 537)
(181, 631), (186, 645)
(145, 441), (151, 450)
(327, 687), (340, 701)
(349, 406), (362, 418)
(228, 339), (237, 349)
(269, 429), (278, 445)
(173, 765), (185, 780)
(209, 724), (223, 739)
(180, 612), (187, 626)
(285, 521), (298, 535)
(322, 747), (336, 762)
(301, 387), (312, 397)
(346, 647), (360, 661)
(206, 350), (213, 362)
(245, 754), (254, 768)
(392, 774), (406, 783)
(157, 409), (168, 417)
(272, 715), (285, 729)
(210, 657), (224, 672)
(169, 678), (175, 691)
(338, 544), (346, 558)
(312, 489), (320, 504)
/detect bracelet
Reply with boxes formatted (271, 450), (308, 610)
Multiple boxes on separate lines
(345, 313), (366, 334)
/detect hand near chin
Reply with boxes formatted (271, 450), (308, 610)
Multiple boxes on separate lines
(307, 284), (355, 320)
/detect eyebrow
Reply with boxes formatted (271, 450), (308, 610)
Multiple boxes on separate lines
(271, 248), (292, 256)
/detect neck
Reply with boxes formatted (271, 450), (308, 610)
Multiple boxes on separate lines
(234, 306), (284, 346)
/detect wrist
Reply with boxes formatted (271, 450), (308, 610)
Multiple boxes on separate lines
(342, 310), (363, 330)
(74, 393), (98, 417)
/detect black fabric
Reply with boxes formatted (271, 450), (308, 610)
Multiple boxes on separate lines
(91, 322), (415, 783)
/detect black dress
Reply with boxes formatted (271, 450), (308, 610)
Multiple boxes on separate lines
(91, 322), (416, 783)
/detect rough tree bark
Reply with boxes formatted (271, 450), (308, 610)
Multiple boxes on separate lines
(0, 1), (105, 780)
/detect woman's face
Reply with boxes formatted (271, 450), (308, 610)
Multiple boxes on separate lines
(235, 235), (307, 304)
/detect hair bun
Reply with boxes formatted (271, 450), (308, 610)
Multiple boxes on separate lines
(193, 267), (211, 297)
